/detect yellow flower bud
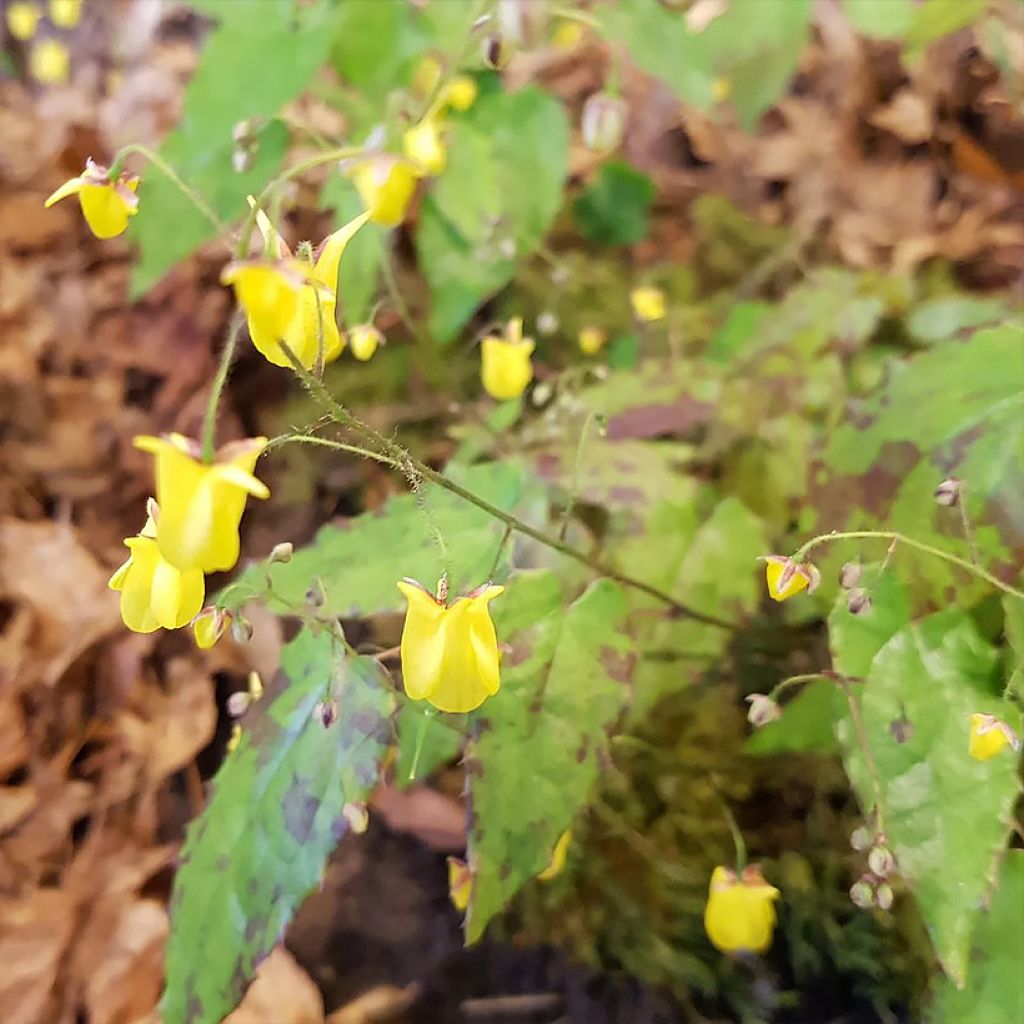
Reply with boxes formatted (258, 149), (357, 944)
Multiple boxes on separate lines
(968, 713), (1020, 761)
(44, 158), (140, 239)
(192, 606), (231, 650)
(448, 856), (472, 911)
(403, 118), (447, 176)
(551, 18), (584, 49)
(29, 37), (70, 84)
(578, 326), (607, 356)
(411, 54), (443, 99)
(704, 865), (780, 954)
(108, 511), (204, 634)
(442, 75), (478, 112)
(630, 285), (666, 323)
(537, 830), (571, 881)
(350, 323), (384, 362)
(48, 0), (82, 28)
(762, 555), (820, 602)
(713, 77), (732, 103)
(397, 578), (504, 714)
(133, 433), (269, 574)
(480, 317), (535, 400)
(351, 156), (418, 228)
(6, 1), (41, 40)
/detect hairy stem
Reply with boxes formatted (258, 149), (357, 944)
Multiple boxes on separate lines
(201, 312), (244, 462)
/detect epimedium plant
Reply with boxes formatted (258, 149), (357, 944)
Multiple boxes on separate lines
(43, 1), (1024, 1022)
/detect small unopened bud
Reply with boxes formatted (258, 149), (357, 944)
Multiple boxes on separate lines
(247, 671), (264, 702)
(227, 691), (252, 718)
(745, 693), (782, 728)
(850, 880), (875, 909)
(314, 699), (338, 728)
(875, 882), (894, 910)
(305, 582), (325, 608)
(531, 381), (554, 406)
(537, 310), (559, 336)
(581, 92), (627, 153)
(269, 541), (293, 564)
(934, 478), (960, 507)
(850, 826), (872, 851)
(847, 589), (872, 616)
(342, 802), (369, 834)
(889, 714), (914, 744)
(232, 148), (253, 174)
(868, 845), (896, 878)
(436, 574), (449, 604)
(193, 606), (232, 650)
(839, 561), (862, 590)
(230, 614), (253, 643)
(482, 34), (510, 69)
(498, 237), (517, 260)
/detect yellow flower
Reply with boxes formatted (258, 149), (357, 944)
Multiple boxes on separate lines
(442, 75), (478, 112)
(29, 37), (70, 84)
(397, 578), (504, 714)
(44, 158), (140, 239)
(351, 156), (418, 228)
(134, 433), (269, 574)
(762, 555), (820, 602)
(713, 77), (733, 103)
(481, 317), (535, 400)
(551, 18), (584, 49)
(350, 324), (383, 362)
(704, 865), (780, 955)
(48, 0), (82, 28)
(6, 1), (41, 40)
(193, 606), (232, 650)
(412, 54), (443, 99)
(968, 713), (1020, 761)
(222, 202), (369, 369)
(630, 285), (666, 323)
(108, 511), (204, 634)
(537, 830), (571, 881)
(448, 856), (472, 911)
(403, 118), (447, 176)
(578, 326), (607, 356)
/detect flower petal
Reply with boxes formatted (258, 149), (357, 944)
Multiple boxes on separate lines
(397, 579), (446, 701)
(44, 176), (88, 208)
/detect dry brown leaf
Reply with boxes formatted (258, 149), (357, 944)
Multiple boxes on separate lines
(371, 784), (465, 852)
(224, 947), (325, 1024)
(868, 88), (934, 144)
(143, 657), (218, 784)
(0, 784), (38, 834)
(325, 985), (420, 1024)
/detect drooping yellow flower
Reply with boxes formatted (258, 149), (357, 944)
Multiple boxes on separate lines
(29, 37), (70, 84)
(6, 1), (41, 40)
(350, 323), (383, 362)
(630, 285), (666, 323)
(448, 856), (472, 911)
(222, 201), (369, 369)
(762, 555), (820, 602)
(442, 75), (478, 112)
(397, 578), (504, 714)
(403, 118), (447, 176)
(537, 830), (571, 882)
(968, 713), (1020, 761)
(704, 865), (780, 955)
(481, 318), (535, 401)
(45, 158), (140, 238)
(134, 433), (269, 574)
(108, 511), (204, 634)
(192, 606), (232, 650)
(551, 18), (585, 49)
(49, 0), (83, 28)
(578, 326), (607, 356)
(351, 155), (418, 228)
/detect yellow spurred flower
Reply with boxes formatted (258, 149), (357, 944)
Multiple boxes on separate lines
(448, 856), (472, 911)
(193, 606), (232, 650)
(762, 555), (820, 602)
(29, 37), (70, 84)
(6, 1), (41, 40)
(44, 158), (140, 239)
(537, 830), (571, 881)
(578, 326), (607, 356)
(49, 0), (83, 28)
(350, 323), (384, 362)
(968, 713), (1020, 761)
(397, 578), (504, 714)
(403, 118), (447, 176)
(704, 865), (780, 955)
(442, 75), (478, 112)
(481, 317), (535, 400)
(108, 511), (204, 634)
(134, 433), (269, 574)
(351, 155), (418, 227)
(222, 201), (369, 369)
(630, 285), (666, 323)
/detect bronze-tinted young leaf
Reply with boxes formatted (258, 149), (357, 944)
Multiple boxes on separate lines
(161, 629), (393, 1024)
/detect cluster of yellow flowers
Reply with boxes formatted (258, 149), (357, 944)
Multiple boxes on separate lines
(6, 0), (82, 86)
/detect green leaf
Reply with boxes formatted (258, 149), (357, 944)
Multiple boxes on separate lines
(842, 0), (914, 39)
(745, 680), (839, 756)
(162, 629), (393, 1024)
(417, 88), (569, 342)
(466, 574), (634, 941)
(222, 461), (528, 616)
(572, 162), (655, 246)
(131, 2), (340, 294)
(706, 301), (771, 363)
(906, 296), (1011, 345)
(932, 852), (1024, 1022)
(829, 568), (912, 678)
(905, 0), (987, 53)
(831, 609), (1021, 986)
